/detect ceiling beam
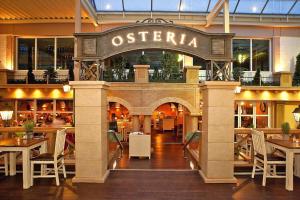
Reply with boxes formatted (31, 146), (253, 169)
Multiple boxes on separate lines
(81, 0), (98, 26)
(205, 0), (225, 27)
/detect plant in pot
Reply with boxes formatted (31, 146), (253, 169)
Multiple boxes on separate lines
(23, 120), (35, 139)
(185, 132), (200, 149)
(281, 122), (291, 140)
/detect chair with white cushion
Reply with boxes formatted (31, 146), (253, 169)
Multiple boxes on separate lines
(0, 151), (8, 176)
(31, 129), (67, 186)
(251, 129), (286, 186)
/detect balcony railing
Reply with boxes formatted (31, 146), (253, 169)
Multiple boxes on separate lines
(149, 71), (185, 83)
(103, 71), (134, 82)
(293, 78), (300, 86)
(240, 76), (280, 86)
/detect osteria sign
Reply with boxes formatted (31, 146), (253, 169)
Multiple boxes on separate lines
(75, 23), (234, 61)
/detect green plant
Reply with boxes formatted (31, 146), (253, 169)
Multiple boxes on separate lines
(43, 67), (58, 82)
(281, 122), (291, 135)
(293, 53), (300, 86)
(23, 120), (35, 132)
(232, 67), (246, 81)
(137, 54), (149, 65)
(160, 52), (180, 78)
(15, 132), (25, 138)
(252, 67), (261, 85)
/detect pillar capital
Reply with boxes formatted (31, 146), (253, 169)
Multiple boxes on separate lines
(133, 65), (150, 83)
(185, 66), (200, 84)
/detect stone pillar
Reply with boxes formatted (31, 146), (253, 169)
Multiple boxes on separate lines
(132, 115), (140, 132)
(134, 65), (150, 83)
(70, 81), (110, 183)
(185, 66), (200, 84)
(191, 116), (199, 132)
(143, 115), (152, 134)
(0, 69), (13, 84)
(275, 71), (292, 87)
(200, 81), (239, 183)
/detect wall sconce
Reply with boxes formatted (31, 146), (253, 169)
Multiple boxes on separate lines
(63, 84), (71, 93)
(292, 105), (300, 125)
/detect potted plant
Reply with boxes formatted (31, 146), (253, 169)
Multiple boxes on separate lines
(185, 131), (200, 149)
(43, 67), (58, 83)
(281, 122), (291, 140)
(23, 120), (35, 139)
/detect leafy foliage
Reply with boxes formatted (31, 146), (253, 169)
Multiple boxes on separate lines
(252, 67), (261, 85)
(160, 52), (179, 78)
(23, 120), (35, 132)
(281, 122), (290, 135)
(43, 67), (58, 82)
(232, 67), (246, 81)
(293, 53), (300, 86)
(137, 54), (149, 65)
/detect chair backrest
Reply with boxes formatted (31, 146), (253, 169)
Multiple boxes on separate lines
(54, 129), (66, 158)
(251, 129), (267, 157)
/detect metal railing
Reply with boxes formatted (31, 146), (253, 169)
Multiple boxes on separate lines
(183, 130), (201, 158)
(293, 78), (300, 86)
(149, 71), (185, 83)
(103, 71), (134, 82)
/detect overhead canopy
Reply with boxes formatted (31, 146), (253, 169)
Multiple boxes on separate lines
(0, 0), (90, 22)
(91, 0), (300, 15)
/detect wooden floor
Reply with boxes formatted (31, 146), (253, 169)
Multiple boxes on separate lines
(1, 171), (300, 200)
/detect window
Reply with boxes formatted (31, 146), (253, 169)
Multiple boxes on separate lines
(56, 38), (74, 70)
(233, 39), (271, 71)
(17, 37), (74, 70)
(17, 39), (35, 70)
(234, 101), (271, 128)
(37, 38), (54, 70)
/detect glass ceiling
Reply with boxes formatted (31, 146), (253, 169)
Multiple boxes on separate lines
(90, 0), (300, 15)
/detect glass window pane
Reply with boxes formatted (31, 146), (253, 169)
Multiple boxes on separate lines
(94, 0), (123, 11)
(37, 100), (53, 112)
(37, 38), (54, 70)
(290, 2), (300, 14)
(17, 100), (34, 111)
(241, 102), (253, 115)
(235, 116), (238, 128)
(263, 0), (295, 14)
(252, 40), (270, 71)
(256, 101), (268, 115)
(235, 102), (239, 114)
(208, 0), (219, 11)
(180, 0), (209, 12)
(18, 39), (35, 70)
(56, 38), (74, 70)
(124, 0), (150, 11)
(36, 113), (53, 126)
(230, 0), (239, 13)
(233, 39), (251, 71)
(153, 0), (180, 11)
(241, 116), (253, 128)
(56, 100), (73, 112)
(17, 113), (34, 125)
(55, 113), (73, 126)
(236, 0), (267, 14)
(256, 116), (268, 128)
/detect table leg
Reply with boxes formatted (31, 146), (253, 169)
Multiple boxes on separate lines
(286, 151), (294, 191)
(9, 152), (16, 176)
(22, 149), (31, 189)
(40, 141), (47, 175)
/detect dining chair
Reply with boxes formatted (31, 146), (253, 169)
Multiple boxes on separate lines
(0, 151), (8, 176)
(30, 129), (67, 186)
(251, 129), (286, 186)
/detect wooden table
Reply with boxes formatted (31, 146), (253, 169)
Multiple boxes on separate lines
(267, 139), (300, 191)
(0, 138), (47, 189)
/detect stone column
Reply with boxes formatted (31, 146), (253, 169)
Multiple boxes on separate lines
(134, 65), (150, 83)
(274, 71), (292, 87)
(132, 115), (140, 132)
(200, 81), (239, 183)
(143, 115), (152, 134)
(185, 66), (200, 84)
(191, 116), (199, 132)
(70, 81), (110, 183)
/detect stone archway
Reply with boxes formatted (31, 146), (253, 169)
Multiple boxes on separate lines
(149, 97), (196, 114)
(107, 96), (133, 114)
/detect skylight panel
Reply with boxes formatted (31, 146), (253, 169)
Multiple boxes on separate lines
(235, 0), (267, 14)
(124, 0), (151, 11)
(153, 0), (181, 11)
(263, 0), (295, 15)
(93, 0), (123, 11)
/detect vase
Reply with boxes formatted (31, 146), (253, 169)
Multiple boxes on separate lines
(26, 131), (34, 139)
(282, 134), (290, 141)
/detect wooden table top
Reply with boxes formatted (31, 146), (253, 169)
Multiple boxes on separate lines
(267, 139), (300, 149)
(0, 138), (47, 147)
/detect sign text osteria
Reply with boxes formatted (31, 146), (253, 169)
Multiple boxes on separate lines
(111, 30), (198, 48)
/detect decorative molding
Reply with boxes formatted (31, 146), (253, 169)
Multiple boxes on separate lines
(136, 18), (173, 24)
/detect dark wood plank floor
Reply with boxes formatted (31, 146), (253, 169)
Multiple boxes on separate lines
(1, 171), (300, 200)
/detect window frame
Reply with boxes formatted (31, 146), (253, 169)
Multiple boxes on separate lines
(232, 38), (272, 72)
(16, 36), (74, 71)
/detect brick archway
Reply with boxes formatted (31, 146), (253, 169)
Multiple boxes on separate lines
(107, 96), (133, 114)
